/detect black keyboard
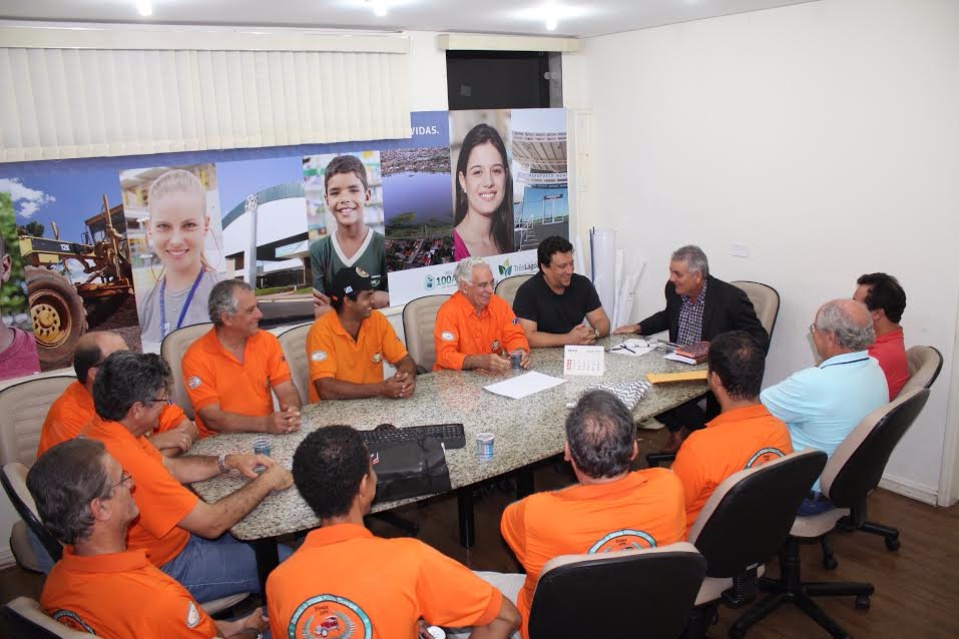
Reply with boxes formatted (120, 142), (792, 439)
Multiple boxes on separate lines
(359, 423), (466, 450)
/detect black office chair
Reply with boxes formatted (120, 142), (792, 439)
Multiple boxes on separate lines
(730, 388), (931, 639)
(830, 345), (942, 556)
(0, 463), (63, 565)
(527, 542), (706, 639)
(683, 449), (827, 638)
(3, 597), (95, 638)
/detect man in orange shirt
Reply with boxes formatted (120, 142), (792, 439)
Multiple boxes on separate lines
(671, 331), (793, 536)
(88, 350), (293, 603)
(267, 425), (520, 639)
(496, 390), (686, 638)
(38, 330), (196, 458)
(182, 279), (302, 436)
(854, 272), (910, 399)
(434, 257), (530, 372)
(306, 266), (416, 403)
(29, 438), (267, 639)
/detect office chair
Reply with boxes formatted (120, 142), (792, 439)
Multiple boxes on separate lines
(4, 597), (95, 639)
(401, 294), (450, 373)
(0, 375), (75, 572)
(527, 542), (706, 639)
(825, 346), (943, 561)
(730, 388), (931, 639)
(683, 449), (827, 638)
(493, 274), (532, 308)
(731, 280), (780, 342)
(159, 322), (213, 419)
(277, 322), (314, 405)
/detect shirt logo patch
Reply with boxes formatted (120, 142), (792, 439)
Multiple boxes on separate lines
(588, 529), (657, 553)
(187, 376), (201, 390)
(491, 339), (500, 352)
(52, 610), (96, 633)
(186, 601), (200, 628)
(441, 331), (455, 342)
(372, 352), (382, 364)
(745, 447), (786, 469)
(356, 267), (370, 277)
(289, 594), (373, 639)
(311, 350), (328, 362)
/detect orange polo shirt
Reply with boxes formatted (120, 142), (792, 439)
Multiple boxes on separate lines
(267, 523), (503, 639)
(181, 328), (292, 437)
(433, 291), (529, 371)
(869, 328), (910, 399)
(41, 547), (219, 639)
(85, 417), (196, 567)
(672, 403), (793, 537)
(37, 381), (188, 457)
(500, 468), (685, 638)
(305, 309), (409, 403)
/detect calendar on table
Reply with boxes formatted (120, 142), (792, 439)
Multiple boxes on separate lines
(563, 345), (605, 376)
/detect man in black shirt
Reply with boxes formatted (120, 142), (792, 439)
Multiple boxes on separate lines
(512, 236), (610, 347)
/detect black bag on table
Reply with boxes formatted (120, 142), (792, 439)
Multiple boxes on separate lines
(368, 436), (452, 504)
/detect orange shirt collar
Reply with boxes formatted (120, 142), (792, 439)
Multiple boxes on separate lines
(87, 415), (146, 444)
(61, 547), (151, 573)
(450, 291), (490, 319)
(303, 523), (374, 549)
(66, 380), (95, 412)
(705, 403), (772, 429)
(327, 310), (374, 340)
(874, 327), (903, 345)
(555, 470), (650, 501)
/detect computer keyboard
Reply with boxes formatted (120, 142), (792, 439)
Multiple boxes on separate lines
(359, 423), (467, 450)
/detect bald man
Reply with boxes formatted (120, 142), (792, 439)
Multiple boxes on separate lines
(38, 331), (197, 458)
(761, 299), (887, 512)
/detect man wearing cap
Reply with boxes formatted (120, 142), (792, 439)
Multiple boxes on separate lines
(434, 257), (530, 372)
(182, 279), (302, 436)
(306, 267), (416, 402)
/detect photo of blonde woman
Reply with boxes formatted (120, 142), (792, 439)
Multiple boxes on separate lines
(122, 167), (224, 348)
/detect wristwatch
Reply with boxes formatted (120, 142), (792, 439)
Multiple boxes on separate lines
(217, 453), (228, 474)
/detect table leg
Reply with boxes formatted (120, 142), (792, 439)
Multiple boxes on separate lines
(457, 487), (475, 548)
(252, 538), (279, 600)
(516, 468), (534, 499)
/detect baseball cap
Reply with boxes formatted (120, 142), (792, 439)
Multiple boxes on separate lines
(330, 266), (375, 302)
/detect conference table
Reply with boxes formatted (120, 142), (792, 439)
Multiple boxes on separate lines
(188, 337), (707, 591)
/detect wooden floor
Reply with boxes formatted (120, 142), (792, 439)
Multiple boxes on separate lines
(3, 426), (958, 638)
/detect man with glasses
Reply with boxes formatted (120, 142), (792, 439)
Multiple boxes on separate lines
(761, 299), (886, 513)
(29, 438), (268, 639)
(434, 257), (530, 372)
(38, 330), (197, 458)
(85, 350), (293, 603)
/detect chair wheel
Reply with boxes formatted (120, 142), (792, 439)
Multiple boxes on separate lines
(855, 594), (871, 610)
(885, 537), (901, 551)
(823, 555), (838, 570)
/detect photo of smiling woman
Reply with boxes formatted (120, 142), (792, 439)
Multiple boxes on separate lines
(451, 123), (515, 260)
(121, 166), (224, 349)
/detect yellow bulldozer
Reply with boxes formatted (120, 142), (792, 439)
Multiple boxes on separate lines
(17, 195), (133, 369)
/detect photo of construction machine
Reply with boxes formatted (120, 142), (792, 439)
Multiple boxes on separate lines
(17, 195), (134, 369)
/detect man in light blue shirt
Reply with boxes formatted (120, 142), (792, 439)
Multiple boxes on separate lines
(761, 299), (887, 510)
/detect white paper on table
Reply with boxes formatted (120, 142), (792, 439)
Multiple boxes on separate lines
(608, 338), (654, 358)
(484, 371), (567, 399)
(664, 352), (699, 365)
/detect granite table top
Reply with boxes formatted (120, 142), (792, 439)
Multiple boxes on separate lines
(188, 338), (707, 540)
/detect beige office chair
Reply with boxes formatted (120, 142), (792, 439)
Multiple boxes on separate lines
(730, 389), (930, 638)
(4, 597), (95, 638)
(527, 542), (706, 639)
(160, 322), (213, 419)
(278, 322), (313, 405)
(897, 345), (943, 397)
(730, 280), (780, 341)
(494, 274), (533, 308)
(0, 376), (75, 572)
(402, 294), (450, 373)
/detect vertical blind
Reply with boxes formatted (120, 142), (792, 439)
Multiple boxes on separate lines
(0, 37), (411, 162)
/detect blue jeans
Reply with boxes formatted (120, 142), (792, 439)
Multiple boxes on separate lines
(798, 492), (837, 516)
(161, 534), (261, 603)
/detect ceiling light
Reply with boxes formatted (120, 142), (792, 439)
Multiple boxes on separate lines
(367, 0), (388, 17)
(136, 1), (153, 17)
(545, 18), (558, 31)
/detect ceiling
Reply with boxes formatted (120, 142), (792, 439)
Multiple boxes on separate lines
(0, 0), (818, 39)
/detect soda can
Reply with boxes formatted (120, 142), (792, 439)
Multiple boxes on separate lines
(476, 433), (495, 461)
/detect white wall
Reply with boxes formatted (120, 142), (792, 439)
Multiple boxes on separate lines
(570, 0), (959, 500)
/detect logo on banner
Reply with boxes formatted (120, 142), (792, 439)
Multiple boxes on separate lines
(498, 259), (513, 277)
(425, 274), (435, 291)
